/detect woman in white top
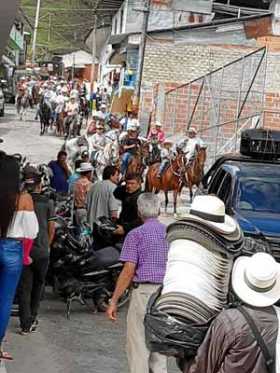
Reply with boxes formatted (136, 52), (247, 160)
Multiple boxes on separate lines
(0, 153), (38, 361)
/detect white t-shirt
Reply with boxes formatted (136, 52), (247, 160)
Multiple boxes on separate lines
(90, 133), (106, 150)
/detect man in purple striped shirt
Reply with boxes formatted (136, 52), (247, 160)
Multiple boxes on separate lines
(107, 193), (168, 373)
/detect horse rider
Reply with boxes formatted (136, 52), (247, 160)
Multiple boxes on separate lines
(148, 121), (165, 144)
(64, 93), (79, 139)
(120, 122), (141, 176)
(97, 103), (107, 121)
(16, 77), (28, 102)
(106, 116), (122, 142)
(157, 139), (174, 178)
(89, 123), (107, 164)
(177, 127), (205, 166)
(54, 87), (68, 124)
(42, 83), (55, 111)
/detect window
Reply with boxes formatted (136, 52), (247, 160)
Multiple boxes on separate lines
(217, 173), (232, 205)
(208, 168), (226, 195)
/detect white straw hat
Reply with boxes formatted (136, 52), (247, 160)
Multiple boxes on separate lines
(232, 253), (280, 307)
(77, 162), (94, 173)
(155, 121), (162, 127)
(185, 195), (240, 236)
(188, 127), (197, 134)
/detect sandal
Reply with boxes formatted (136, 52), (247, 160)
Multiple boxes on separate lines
(0, 351), (13, 361)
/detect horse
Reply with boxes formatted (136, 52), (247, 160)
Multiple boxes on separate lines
(94, 140), (120, 180)
(32, 85), (41, 105)
(16, 94), (29, 121)
(56, 111), (66, 137)
(39, 98), (52, 135)
(78, 96), (89, 130)
(126, 140), (150, 177)
(64, 114), (79, 140)
(145, 153), (185, 214)
(63, 135), (89, 168)
(184, 145), (207, 202)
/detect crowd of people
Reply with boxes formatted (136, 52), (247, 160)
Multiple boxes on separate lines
(1, 77), (279, 373)
(1, 141), (280, 373)
(15, 75), (110, 137)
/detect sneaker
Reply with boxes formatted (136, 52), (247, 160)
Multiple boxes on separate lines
(18, 328), (30, 336)
(30, 320), (39, 333)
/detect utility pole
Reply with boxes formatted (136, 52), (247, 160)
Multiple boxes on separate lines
(90, 13), (97, 95)
(136, 0), (151, 99)
(31, 0), (41, 65)
(72, 53), (75, 81)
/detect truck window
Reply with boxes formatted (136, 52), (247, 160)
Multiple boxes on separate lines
(208, 169), (226, 195)
(217, 173), (232, 205)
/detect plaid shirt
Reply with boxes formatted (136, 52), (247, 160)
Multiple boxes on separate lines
(120, 218), (169, 283)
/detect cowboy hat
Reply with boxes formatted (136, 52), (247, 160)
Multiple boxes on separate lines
(232, 253), (280, 307)
(92, 110), (102, 119)
(127, 122), (137, 131)
(131, 118), (140, 127)
(181, 195), (240, 236)
(155, 121), (162, 127)
(163, 139), (173, 144)
(77, 162), (94, 173)
(188, 127), (197, 134)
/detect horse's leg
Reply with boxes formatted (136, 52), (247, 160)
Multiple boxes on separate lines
(174, 190), (178, 215)
(189, 183), (193, 203)
(164, 191), (169, 213)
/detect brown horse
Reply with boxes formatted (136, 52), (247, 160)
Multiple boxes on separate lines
(184, 145), (207, 202)
(145, 154), (185, 214)
(56, 111), (66, 137)
(126, 141), (150, 177)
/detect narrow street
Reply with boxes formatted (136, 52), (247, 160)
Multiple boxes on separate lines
(0, 105), (62, 164)
(0, 106), (179, 373)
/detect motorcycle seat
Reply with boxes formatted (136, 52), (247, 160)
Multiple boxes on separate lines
(94, 246), (120, 269)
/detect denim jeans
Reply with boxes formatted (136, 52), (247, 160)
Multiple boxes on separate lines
(121, 152), (132, 175)
(0, 239), (23, 342)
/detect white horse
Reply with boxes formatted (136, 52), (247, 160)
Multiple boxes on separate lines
(64, 135), (89, 168)
(16, 94), (30, 121)
(94, 140), (120, 180)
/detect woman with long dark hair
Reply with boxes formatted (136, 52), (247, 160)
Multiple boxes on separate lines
(0, 153), (38, 361)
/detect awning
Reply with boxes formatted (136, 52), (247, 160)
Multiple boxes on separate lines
(108, 33), (129, 46)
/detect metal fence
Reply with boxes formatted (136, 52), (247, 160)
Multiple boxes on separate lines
(164, 47), (267, 167)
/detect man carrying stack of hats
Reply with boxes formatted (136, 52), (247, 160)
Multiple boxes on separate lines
(145, 195), (280, 373)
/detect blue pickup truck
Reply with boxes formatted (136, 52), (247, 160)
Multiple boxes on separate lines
(200, 129), (280, 260)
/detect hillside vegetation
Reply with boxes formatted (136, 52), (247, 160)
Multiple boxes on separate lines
(20, 0), (93, 59)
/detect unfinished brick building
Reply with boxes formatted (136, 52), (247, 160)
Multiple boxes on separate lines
(138, 0), (280, 163)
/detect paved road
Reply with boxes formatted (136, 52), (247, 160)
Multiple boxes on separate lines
(0, 106), (181, 373)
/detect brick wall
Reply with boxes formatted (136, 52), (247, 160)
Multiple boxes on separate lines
(139, 38), (280, 140)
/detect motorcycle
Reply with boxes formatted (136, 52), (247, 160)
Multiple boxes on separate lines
(49, 216), (130, 319)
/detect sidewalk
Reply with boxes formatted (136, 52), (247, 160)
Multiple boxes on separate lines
(3, 318), (64, 373)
